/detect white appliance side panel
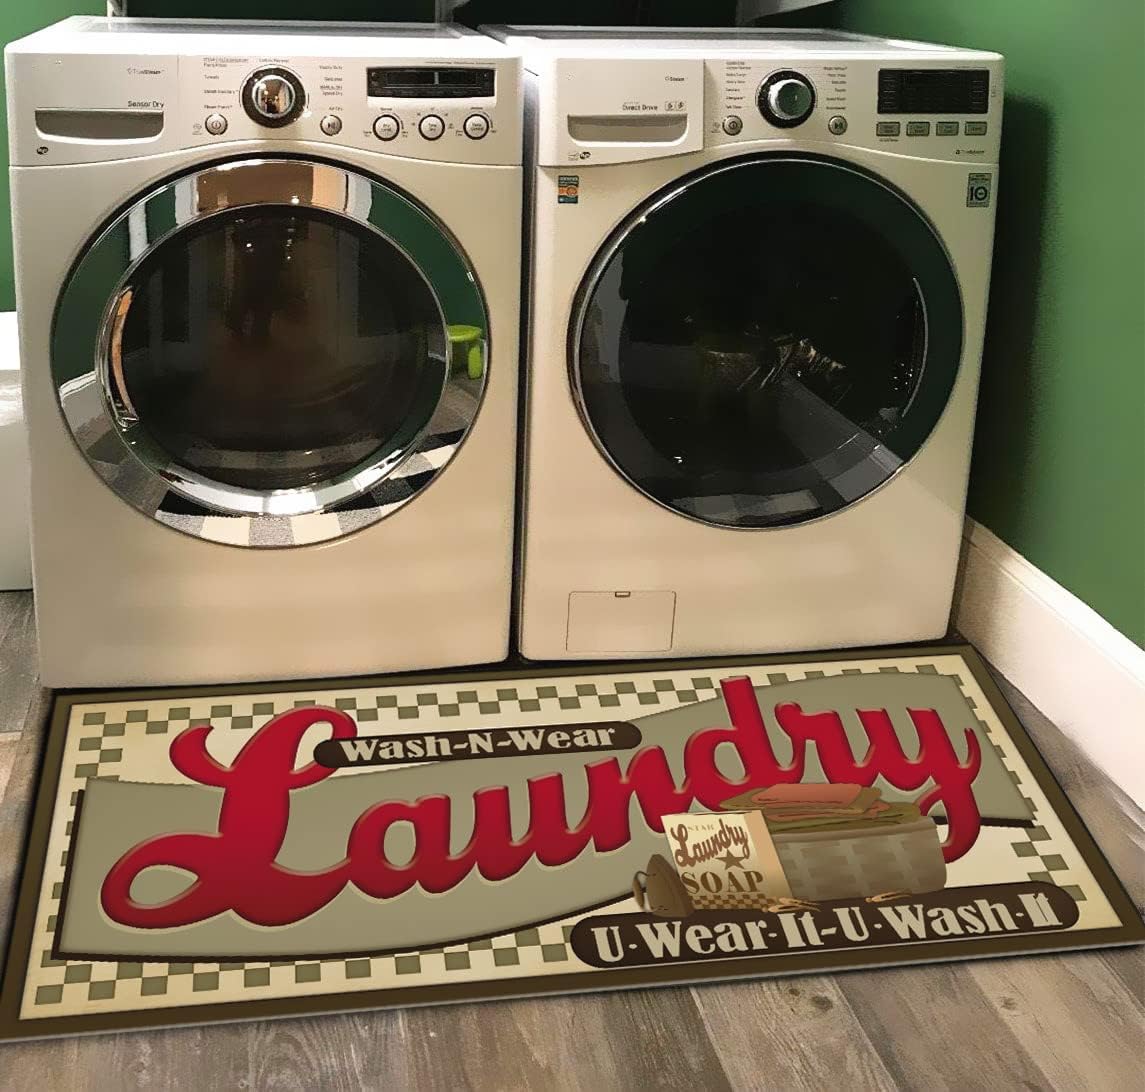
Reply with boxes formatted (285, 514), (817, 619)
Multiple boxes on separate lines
(0, 313), (31, 590)
(13, 146), (522, 686)
(518, 143), (998, 659)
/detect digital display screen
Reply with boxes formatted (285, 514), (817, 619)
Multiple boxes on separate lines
(878, 69), (990, 114)
(367, 67), (496, 99)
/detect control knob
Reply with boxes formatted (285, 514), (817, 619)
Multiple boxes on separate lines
(242, 67), (306, 128)
(758, 71), (816, 128)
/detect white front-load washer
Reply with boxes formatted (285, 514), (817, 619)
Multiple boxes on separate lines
(490, 26), (1003, 661)
(6, 18), (523, 687)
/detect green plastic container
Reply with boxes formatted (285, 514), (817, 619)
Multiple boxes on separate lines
(448, 325), (485, 380)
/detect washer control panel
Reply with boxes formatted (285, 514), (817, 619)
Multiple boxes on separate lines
(709, 57), (1002, 161)
(529, 44), (1001, 169)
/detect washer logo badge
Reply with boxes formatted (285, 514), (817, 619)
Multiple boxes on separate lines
(967, 172), (993, 208)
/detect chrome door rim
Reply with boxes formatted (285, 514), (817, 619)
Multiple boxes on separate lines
(52, 157), (489, 547)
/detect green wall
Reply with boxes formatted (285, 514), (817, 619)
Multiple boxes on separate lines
(1, 2), (103, 312)
(832, 0), (1145, 645)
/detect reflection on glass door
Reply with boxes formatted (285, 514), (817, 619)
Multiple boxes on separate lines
(110, 206), (443, 493)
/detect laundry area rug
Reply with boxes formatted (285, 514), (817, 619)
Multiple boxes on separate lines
(1, 644), (1141, 1040)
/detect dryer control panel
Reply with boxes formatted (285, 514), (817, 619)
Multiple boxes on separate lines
(6, 23), (523, 167)
(186, 53), (518, 162)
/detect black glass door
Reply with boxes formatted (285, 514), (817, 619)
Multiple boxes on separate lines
(109, 205), (444, 493)
(54, 159), (488, 547)
(573, 155), (963, 528)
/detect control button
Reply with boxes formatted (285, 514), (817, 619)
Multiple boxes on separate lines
(320, 114), (343, 136)
(964, 121), (988, 136)
(373, 114), (401, 141)
(758, 71), (816, 128)
(204, 113), (228, 136)
(827, 114), (848, 135)
(241, 67), (306, 129)
(876, 121), (901, 137)
(906, 121), (931, 136)
(936, 121), (960, 136)
(419, 114), (445, 141)
(463, 113), (490, 139)
(722, 114), (743, 135)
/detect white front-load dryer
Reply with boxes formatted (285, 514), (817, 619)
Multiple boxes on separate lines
(6, 18), (523, 687)
(490, 26), (1003, 661)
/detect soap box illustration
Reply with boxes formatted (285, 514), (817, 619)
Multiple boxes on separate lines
(662, 810), (792, 911)
(661, 783), (947, 912)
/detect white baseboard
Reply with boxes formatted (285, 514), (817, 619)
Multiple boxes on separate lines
(0, 311), (17, 369)
(955, 518), (1145, 807)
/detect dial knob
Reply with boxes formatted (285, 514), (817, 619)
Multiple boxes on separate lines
(242, 67), (305, 128)
(758, 71), (816, 128)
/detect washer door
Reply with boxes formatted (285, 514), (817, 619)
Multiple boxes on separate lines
(572, 155), (964, 529)
(53, 158), (488, 547)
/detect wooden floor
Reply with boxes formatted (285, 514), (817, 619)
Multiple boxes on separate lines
(0, 589), (1141, 1090)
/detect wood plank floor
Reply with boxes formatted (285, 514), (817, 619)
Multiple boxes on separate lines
(0, 589), (1141, 1089)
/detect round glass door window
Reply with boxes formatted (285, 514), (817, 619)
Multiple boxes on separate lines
(112, 206), (442, 494)
(53, 159), (488, 546)
(572, 155), (963, 529)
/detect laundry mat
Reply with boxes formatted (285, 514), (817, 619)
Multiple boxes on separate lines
(2, 645), (1141, 1040)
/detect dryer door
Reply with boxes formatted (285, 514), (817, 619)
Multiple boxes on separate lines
(53, 158), (487, 547)
(571, 154), (964, 529)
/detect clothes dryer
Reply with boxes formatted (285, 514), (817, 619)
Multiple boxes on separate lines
(7, 18), (523, 685)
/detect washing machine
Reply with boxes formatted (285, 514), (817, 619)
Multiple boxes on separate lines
(491, 26), (1003, 661)
(6, 18), (522, 687)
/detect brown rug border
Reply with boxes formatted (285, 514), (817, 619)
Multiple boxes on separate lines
(2, 641), (1142, 1042)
